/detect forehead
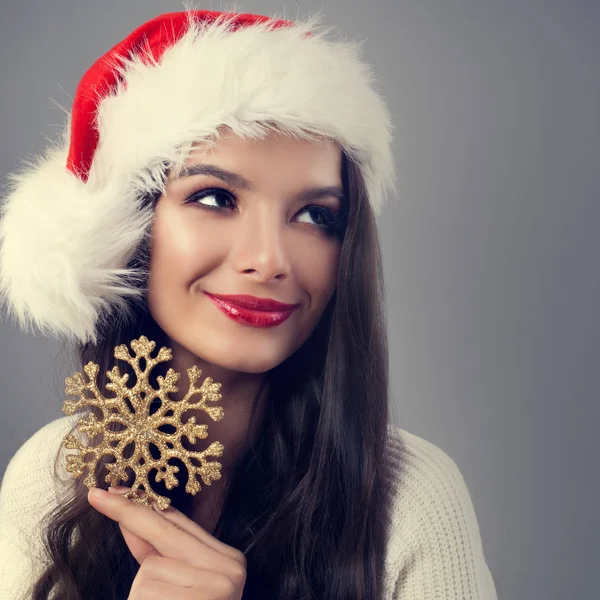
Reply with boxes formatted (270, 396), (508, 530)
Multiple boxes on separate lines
(169, 127), (343, 180)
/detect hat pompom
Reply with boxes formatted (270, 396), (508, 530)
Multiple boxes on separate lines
(0, 142), (154, 344)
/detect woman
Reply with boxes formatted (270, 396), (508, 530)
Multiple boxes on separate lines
(0, 8), (498, 600)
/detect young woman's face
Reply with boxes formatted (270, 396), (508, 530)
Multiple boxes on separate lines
(147, 128), (344, 374)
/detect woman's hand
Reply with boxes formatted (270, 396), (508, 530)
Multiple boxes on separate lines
(87, 486), (247, 600)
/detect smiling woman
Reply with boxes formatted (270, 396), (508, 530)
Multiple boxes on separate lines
(145, 130), (349, 522)
(0, 7), (497, 600)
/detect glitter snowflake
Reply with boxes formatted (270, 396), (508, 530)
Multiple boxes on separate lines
(61, 335), (225, 510)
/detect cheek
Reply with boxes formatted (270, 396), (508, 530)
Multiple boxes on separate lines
(148, 209), (224, 286)
(146, 210), (229, 327)
(291, 236), (340, 309)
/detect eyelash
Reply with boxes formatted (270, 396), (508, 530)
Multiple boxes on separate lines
(183, 187), (345, 237)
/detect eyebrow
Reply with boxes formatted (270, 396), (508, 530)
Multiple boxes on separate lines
(173, 164), (345, 204)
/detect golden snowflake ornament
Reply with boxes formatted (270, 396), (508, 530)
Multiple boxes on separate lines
(61, 335), (225, 511)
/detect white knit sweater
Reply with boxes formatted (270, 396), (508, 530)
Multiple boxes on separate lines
(0, 416), (498, 599)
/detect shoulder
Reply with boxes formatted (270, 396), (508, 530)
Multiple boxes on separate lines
(0, 415), (80, 518)
(0, 415), (80, 599)
(383, 423), (498, 599)
(383, 423), (475, 559)
(385, 423), (473, 508)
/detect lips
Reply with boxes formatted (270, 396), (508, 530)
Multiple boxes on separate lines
(204, 292), (299, 328)
(204, 293), (299, 311)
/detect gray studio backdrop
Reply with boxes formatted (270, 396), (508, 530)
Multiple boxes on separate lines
(1, 1), (598, 599)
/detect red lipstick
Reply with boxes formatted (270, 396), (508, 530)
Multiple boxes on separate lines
(204, 293), (300, 328)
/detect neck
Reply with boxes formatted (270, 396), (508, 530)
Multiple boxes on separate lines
(165, 338), (270, 473)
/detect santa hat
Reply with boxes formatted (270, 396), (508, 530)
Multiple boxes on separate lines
(0, 9), (396, 345)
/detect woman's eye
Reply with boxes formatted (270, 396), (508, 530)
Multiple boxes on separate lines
(296, 206), (336, 230)
(185, 188), (235, 209)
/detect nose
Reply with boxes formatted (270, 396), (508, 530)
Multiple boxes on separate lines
(229, 205), (292, 282)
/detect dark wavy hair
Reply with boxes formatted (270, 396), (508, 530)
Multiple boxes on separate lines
(26, 149), (397, 600)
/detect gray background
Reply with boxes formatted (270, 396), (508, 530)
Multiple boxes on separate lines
(1, 1), (598, 598)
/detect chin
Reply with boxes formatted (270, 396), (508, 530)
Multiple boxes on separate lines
(209, 349), (291, 375)
(158, 314), (308, 376)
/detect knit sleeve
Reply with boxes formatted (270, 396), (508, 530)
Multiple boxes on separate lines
(0, 417), (75, 600)
(386, 429), (498, 600)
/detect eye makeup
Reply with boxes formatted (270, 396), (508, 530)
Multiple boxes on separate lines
(183, 186), (347, 238)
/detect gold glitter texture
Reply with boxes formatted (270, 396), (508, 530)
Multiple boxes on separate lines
(61, 335), (224, 511)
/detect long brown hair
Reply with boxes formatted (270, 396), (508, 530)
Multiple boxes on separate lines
(27, 150), (396, 599)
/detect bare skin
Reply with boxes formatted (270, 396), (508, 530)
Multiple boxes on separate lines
(147, 127), (344, 529)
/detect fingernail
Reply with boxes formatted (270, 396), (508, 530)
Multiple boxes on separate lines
(89, 487), (108, 499)
(108, 486), (131, 494)
(152, 500), (180, 515)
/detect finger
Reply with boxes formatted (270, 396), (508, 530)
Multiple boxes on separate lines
(107, 486), (245, 566)
(106, 488), (168, 566)
(130, 576), (234, 600)
(132, 555), (244, 596)
(87, 487), (240, 576)
(117, 521), (160, 566)
(91, 489), (162, 566)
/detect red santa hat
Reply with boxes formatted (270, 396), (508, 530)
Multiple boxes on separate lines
(0, 9), (396, 345)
